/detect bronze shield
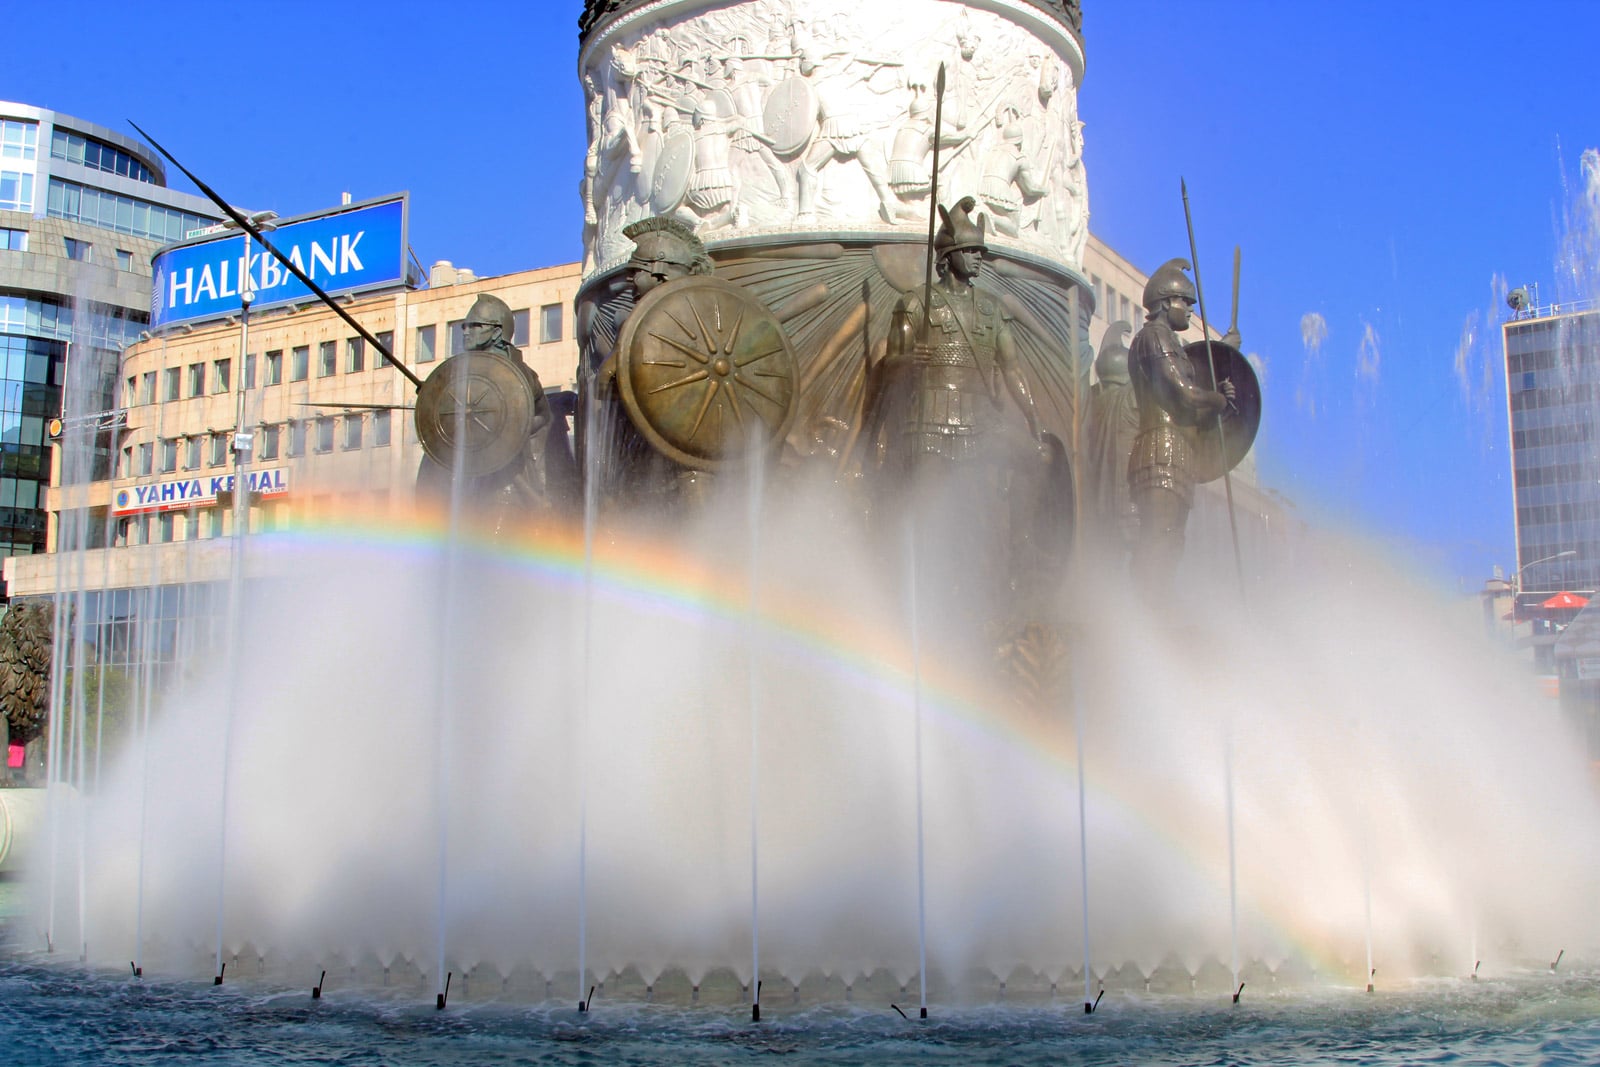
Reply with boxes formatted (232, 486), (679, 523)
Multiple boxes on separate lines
(414, 350), (538, 477)
(614, 276), (799, 469)
(1182, 340), (1262, 483)
(762, 76), (816, 156)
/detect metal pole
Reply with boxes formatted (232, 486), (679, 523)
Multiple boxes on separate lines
(919, 65), (947, 343)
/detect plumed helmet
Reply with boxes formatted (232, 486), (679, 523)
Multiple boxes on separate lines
(464, 293), (515, 339)
(1095, 321), (1132, 385)
(1141, 258), (1197, 312)
(934, 195), (987, 260)
(622, 215), (714, 275)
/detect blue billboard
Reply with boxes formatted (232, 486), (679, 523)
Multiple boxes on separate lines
(150, 195), (407, 329)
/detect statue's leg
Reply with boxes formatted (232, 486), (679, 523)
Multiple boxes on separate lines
(795, 141), (832, 221)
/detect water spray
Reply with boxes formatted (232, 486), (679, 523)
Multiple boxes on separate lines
(312, 970), (326, 1000)
(436, 972), (452, 1010)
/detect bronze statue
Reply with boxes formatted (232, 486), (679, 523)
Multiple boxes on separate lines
(1126, 259), (1235, 599)
(415, 293), (575, 519)
(868, 195), (1042, 481)
(1084, 321), (1138, 556)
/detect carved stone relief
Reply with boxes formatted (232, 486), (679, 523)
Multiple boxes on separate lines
(579, 0), (1088, 276)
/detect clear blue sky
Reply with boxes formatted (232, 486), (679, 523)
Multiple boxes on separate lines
(11, 0), (1600, 588)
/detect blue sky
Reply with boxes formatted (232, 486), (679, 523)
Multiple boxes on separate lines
(11, 0), (1600, 588)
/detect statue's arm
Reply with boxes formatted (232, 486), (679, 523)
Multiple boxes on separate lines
(1153, 341), (1227, 420)
(996, 322), (1042, 439)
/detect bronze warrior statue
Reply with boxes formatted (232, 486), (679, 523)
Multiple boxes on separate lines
(415, 292), (574, 518)
(1126, 258), (1235, 599)
(868, 195), (1043, 483)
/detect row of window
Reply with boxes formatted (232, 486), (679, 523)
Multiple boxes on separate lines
(118, 492), (387, 549)
(126, 330), (397, 405)
(1511, 422), (1595, 450)
(46, 178), (213, 243)
(123, 411), (394, 477)
(1517, 501), (1600, 526)
(51, 129), (156, 184)
(0, 293), (146, 349)
(124, 300), (568, 404)
(1514, 461), (1600, 490)
(61, 237), (140, 271)
(1509, 382), (1600, 412)
(1089, 272), (1135, 326)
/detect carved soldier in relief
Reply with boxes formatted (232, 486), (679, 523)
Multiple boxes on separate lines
(1126, 259), (1235, 599)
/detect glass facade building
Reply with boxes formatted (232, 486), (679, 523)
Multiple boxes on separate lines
(0, 101), (221, 565)
(1504, 306), (1600, 610)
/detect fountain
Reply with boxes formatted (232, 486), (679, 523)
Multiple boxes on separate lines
(4, 1), (1600, 1062)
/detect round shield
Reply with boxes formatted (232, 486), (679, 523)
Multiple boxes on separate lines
(649, 125), (695, 215)
(762, 76), (816, 156)
(414, 349), (538, 477)
(614, 276), (799, 469)
(1182, 340), (1262, 483)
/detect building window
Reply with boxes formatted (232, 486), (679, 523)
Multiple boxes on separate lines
(373, 408), (391, 447)
(291, 345), (309, 382)
(187, 362), (205, 397)
(46, 177), (210, 243)
(0, 121), (38, 162)
(212, 358), (231, 393)
(346, 336), (364, 373)
(0, 170), (34, 212)
(265, 350), (282, 385)
(287, 420), (307, 457)
(242, 353), (256, 389)
(125, 375), (137, 405)
(137, 442), (153, 476)
(342, 415), (363, 450)
(314, 416), (334, 453)
(159, 438), (177, 473)
(0, 227), (27, 251)
(416, 324), (436, 364)
(120, 446), (132, 478)
(208, 508), (224, 538)
(375, 330), (393, 367)
(318, 341), (337, 377)
(163, 367), (180, 401)
(64, 237), (92, 262)
(140, 371), (155, 405)
(210, 432), (228, 466)
(540, 303), (562, 343)
(116, 249), (134, 271)
(50, 129), (155, 183)
(512, 308), (530, 347)
(158, 512), (175, 543)
(258, 424), (280, 460)
(185, 437), (201, 469)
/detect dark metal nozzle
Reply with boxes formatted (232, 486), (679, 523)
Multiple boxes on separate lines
(1233, 982), (1245, 1004)
(313, 970), (326, 1000)
(891, 1003), (908, 1020)
(436, 971), (452, 1010)
(214, 962), (226, 986)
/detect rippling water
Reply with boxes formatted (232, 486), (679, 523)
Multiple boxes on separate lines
(4, 954), (1600, 1066)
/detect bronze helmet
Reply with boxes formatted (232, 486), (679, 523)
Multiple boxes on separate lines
(464, 293), (516, 339)
(1095, 321), (1132, 385)
(622, 215), (714, 276)
(1141, 258), (1197, 312)
(934, 195), (987, 260)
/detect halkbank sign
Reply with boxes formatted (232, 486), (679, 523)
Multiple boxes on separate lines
(150, 195), (408, 330)
(113, 467), (290, 515)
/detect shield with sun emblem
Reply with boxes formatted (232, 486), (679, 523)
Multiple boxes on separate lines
(613, 275), (799, 469)
(414, 349), (539, 477)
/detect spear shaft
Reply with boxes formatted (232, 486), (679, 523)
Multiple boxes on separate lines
(920, 64), (947, 344)
(1180, 178), (1245, 599)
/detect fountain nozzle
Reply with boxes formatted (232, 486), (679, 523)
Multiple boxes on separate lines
(752, 979), (761, 1022)
(579, 984), (595, 1012)
(891, 1003), (908, 1020)
(1233, 982), (1245, 1004)
(436, 971), (452, 1010)
(1085, 988), (1105, 1014)
(313, 970), (326, 1000)
(214, 962), (226, 986)
(1471, 960), (1481, 981)
(1366, 967), (1375, 994)
(1551, 949), (1564, 973)
(129, 962), (142, 978)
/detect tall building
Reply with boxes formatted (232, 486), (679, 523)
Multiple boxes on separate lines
(1503, 297), (1600, 615)
(0, 102), (222, 559)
